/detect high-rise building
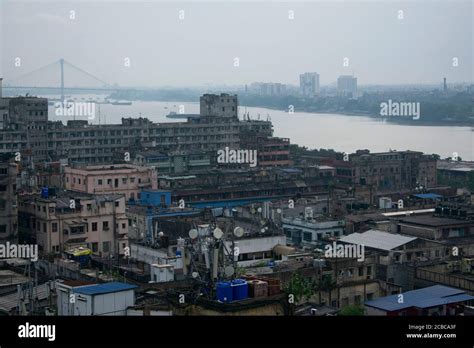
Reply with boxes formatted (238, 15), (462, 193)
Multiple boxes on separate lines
(299, 72), (320, 96)
(337, 75), (357, 97)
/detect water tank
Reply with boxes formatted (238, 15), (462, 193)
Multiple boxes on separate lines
(231, 279), (248, 301)
(41, 187), (49, 199)
(216, 282), (233, 303)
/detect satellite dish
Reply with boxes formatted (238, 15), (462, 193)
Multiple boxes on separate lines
(188, 229), (198, 239)
(192, 272), (199, 278)
(276, 208), (282, 214)
(213, 227), (223, 239)
(257, 207), (262, 213)
(158, 231), (164, 237)
(233, 226), (244, 238)
(224, 266), (235, 277)
(260, 228), (266, 233)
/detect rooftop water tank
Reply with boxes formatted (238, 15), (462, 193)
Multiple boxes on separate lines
(216, 282), (233, 303)
(231, 279), (248, 301)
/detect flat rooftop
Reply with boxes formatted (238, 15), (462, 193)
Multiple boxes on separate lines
(399, 215), (472, 227)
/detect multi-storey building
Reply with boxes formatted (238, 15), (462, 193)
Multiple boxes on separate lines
(0, 154), (18, 241)
(47, 94), (272, 164)
(18, 191), (128, 257)
(349, 150), (437, 191)
(64, 164), (158, 201)
(300, 72), (320, 96)
(0, 95), (48, 165)
(240, 131), (293, 168)
(337, 75), (357, 97)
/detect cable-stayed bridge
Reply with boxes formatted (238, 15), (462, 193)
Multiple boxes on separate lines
(3, 58), (133, 101)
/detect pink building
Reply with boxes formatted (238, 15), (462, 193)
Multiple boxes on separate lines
(64, 164), (158, 201)
(18, 192), (128, 257)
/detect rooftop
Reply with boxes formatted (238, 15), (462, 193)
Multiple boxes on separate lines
(399, 215), (472, 227)
(73, 282), (137, 296)
(365, 285), (474, 311)
(339, 229), (417, 251)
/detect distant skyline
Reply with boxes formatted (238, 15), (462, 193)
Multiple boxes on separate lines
(1, 0), (472, 88)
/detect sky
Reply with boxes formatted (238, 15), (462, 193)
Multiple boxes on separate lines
(1, 0), (472, 88)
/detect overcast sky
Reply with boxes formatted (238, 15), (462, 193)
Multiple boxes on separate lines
(1, 0), (472, 87)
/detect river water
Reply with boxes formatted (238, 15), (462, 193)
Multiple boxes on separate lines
(47, 96), (473, 160)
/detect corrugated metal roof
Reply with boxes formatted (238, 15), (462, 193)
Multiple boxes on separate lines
(74, 282), (137, 296)
(339, 229), (416, 251)
(0, 283), (51, 314)
(365, 285), (474, 311)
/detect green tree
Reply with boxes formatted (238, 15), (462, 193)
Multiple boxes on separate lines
(339, 305), (365, 316)
(284, 272), (316, 303)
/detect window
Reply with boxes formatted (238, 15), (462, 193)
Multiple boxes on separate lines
(98, 179), (103, 185)
(303, 232), (312, 241)
(0, 185), (6, 192)
(92, 222), (98, 232)
(91, 242), (98, 252)
(107, 179), (112, 185)
(102, 241), (110, 253)
(131, 177), (135, 183)
(0, 199), (5, 211)
(115, 201), (119, 207)
(87, 204), (92, 211)
(103, 221), (109, 230)
(122, 178), (127, 184)
(354, 295), (361, 305)
(52, 223), (58, 232)
(358, 266), (364, 277)
(43, 223), (46, 232)
(122, 223), (126, 229)
(0, 225), (6, 233)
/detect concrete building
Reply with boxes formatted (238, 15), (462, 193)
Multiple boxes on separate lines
(0, 154), (18, 241)
(56, 280), (137, 316)
(249, 82), (287, 96)
(337, 75), (357, 97)
(299, 72), (320, 96)
(64, 164), (158, 201)
(133, 149), (211, 174)
(349, 150), (437, 192)
(18, 191), (129, 257)
(240, 131), (293, 168)
(46, 94), (272, 164)
(282, 215), (345, 248)
(200, 93), (238, 119)
(397, 215), (474, 240)
(0, 95), (49, 165)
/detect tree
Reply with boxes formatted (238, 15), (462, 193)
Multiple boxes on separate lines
(339, 305), (365, 316)
(284, 272), (316, 303)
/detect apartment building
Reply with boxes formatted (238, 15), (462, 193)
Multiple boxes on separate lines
(0, 154), (18, 241)
(47, 94), (272, 164)
(0, 95), (48, 164)
(64, 164), (158, 201)
(18, 191), (128, 257)
(349, 150), (437, 191)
